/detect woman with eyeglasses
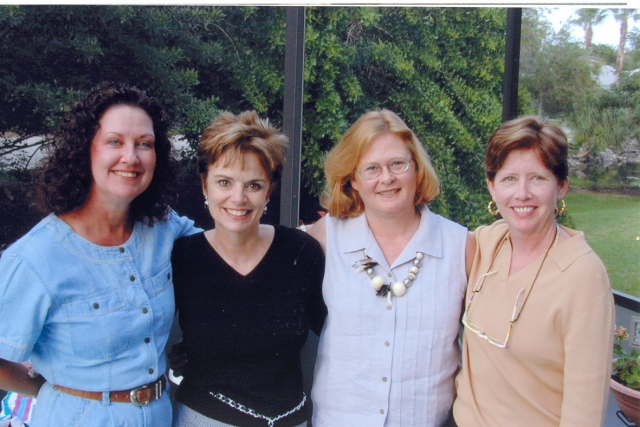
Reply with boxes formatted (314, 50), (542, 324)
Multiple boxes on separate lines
(306, 109), (474, 427)
(452, 116), (614, 427)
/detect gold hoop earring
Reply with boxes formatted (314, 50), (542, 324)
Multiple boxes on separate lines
(488, 200), (500, 216)
(555, 199), (566, 215)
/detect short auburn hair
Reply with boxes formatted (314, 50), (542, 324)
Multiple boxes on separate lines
(320, 109), (440, 218)
(486, 115), (569, 184)
(198, 111), (288, 191)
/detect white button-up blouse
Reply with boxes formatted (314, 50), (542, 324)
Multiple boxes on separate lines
(312, 205), (467, 427)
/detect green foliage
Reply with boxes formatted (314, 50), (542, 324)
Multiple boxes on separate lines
(302, 7), (504, 226)
(0, 5), (507, 232)
(520, 10), (602, 118)
(591, 43), (617, 66)
(614, 326), (640, 389)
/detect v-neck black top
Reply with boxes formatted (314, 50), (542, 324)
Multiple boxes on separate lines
(171, 226), (326, 426)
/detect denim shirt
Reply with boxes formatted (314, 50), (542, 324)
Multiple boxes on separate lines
(0, 212), (197, 397)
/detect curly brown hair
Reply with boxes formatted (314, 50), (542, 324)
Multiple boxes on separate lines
(36, 82), (178, 225)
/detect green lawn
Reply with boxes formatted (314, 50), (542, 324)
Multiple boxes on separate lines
(564, 191), (640, 297)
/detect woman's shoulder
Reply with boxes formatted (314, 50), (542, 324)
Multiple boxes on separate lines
(2, 214), (59, 259)
(473, 219), (509, 241)
(274, 224), (323, 253)
(172, 231), (207, 256)
(554, 228), (609, 283)
(161, 210), (200, 236)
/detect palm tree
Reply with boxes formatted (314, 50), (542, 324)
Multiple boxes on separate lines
(570, 8), (609, 51)
(611, 8), (640, 75)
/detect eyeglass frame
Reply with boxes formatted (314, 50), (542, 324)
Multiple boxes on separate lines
(461, 227), (557, 349)
(355, 158), (412, 180)
(461, 269), (525, 349)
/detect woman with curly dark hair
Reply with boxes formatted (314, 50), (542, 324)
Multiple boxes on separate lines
(0, 82), (198, 427)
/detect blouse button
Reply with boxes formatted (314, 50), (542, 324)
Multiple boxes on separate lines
(144, 337), (150, 343)
(129, 275), (135, 282)
(142, 307), (149, 314)
(384, 341), (390, 347)
(380, 409), (385, 415)
(382, 377), (388, 382)
(386, 305), (392, 310)
(148, 368), (154, 375)
(92, 303), (99, 309)
(118, 247), (124, 253)
(387, 273), (392, 278)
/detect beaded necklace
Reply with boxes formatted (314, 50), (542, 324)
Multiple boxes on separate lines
(353, 251), (424, 308)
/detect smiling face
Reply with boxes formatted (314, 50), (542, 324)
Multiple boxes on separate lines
(203, 151), (271, 236)
(88, 105), (156, 211)
(487, 148), (568, 240)
(350, 132), (417, 218)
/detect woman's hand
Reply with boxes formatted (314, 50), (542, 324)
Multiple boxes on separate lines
(0, 358), (45, 398)
(168, 341), (188, 378)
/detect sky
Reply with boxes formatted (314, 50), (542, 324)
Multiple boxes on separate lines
(545, 7), (640, 48)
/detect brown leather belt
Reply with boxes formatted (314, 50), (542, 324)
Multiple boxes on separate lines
(55, 375), (166, 406)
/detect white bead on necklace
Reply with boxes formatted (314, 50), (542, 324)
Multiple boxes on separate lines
(353, 252), (424, 307)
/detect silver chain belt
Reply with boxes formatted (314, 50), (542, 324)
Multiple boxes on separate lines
(209, 391), (306, 427)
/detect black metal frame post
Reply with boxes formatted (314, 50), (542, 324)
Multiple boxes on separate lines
(279, 6), (306, 227)
(502, 8), (522, 122)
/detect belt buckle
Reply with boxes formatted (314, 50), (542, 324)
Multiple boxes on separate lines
(130, 377), (164, 407)
(130, 383), (150, 407)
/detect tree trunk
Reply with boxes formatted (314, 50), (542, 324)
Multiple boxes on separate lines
(616, 14), (628, 75)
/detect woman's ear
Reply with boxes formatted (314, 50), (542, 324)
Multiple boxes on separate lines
(558, 178), (569, 199)
(201, 174), (208, 198)
(350, 176), (359, 193)
(486, 178), (495, 200)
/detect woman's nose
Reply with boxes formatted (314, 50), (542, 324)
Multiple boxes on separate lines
(230, 184), (247, 202)
(379, 164), (396, 184)
(515, 180), (532, 199)
(121, 142), (140, 165)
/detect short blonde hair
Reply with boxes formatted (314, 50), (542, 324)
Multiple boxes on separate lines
(198, 111), (288, 190)
(321, 109), (440, 218)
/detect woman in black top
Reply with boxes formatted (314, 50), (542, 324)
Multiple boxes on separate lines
(171, 111), (326, 427)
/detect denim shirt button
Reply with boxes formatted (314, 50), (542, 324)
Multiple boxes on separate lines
(142, 307), (148, 314)
(129, 275), (135, 282)
(92, 303), (99, 309)
(118, 247), (125, 253)
(148, 368), (154, 374)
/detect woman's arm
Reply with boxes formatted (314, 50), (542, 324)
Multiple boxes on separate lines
(0, 359), (45, 398)
(171, 210), (203, 239)
(559, 266), (614, 427)
(304, 235), (327, 336)
(465, 231), (476, 278)
(305, 216), (327, 255)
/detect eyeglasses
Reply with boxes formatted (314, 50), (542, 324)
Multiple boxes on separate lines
(461, 227), (557, 349)
(355, 158), (412, 180)
(461, 270), (526, 349)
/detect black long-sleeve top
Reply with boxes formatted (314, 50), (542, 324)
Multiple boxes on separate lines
(171, 226), (326, 427)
